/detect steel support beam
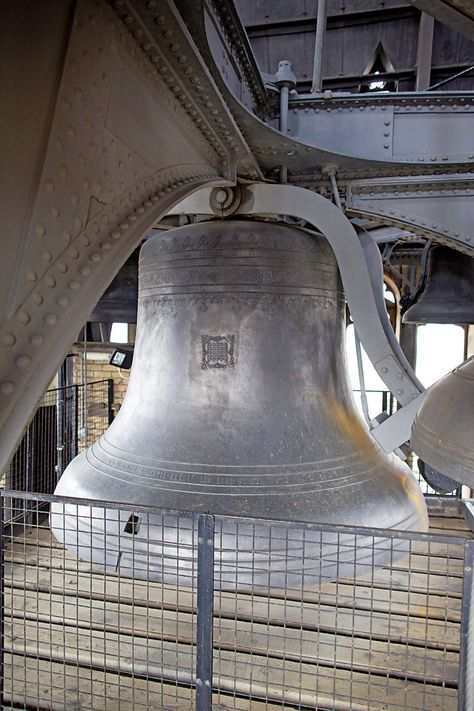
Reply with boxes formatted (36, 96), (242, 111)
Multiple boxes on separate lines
(0, 0), (255, 471)
(415, 13), (435, 91)
(311, 0), (327, 93)
(346, 176), (474, 253)
(278, 93), (474, 176)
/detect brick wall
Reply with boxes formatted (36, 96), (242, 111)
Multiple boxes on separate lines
(72, 349), (131, 414)
(69, 347), (132, 452)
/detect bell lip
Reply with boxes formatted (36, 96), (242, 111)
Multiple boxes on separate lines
(410, 420), (474, 486)
(402, 310), (474, 325)
(49, 503), (418, 588)
(411, 359), (474, 487)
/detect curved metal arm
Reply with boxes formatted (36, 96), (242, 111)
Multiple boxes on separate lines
(240, 184), (424, 402)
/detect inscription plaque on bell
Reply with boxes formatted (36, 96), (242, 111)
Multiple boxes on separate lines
(201, 335), (235, 369)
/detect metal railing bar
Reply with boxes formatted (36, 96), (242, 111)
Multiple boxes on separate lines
(196, 514), (215, 711)
(0, 490), (467, 546)
(458, 539), (474, 711)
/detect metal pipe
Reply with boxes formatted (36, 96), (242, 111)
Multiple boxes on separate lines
(428, 64), (474, 91)
(329, 172), (342, 211)
(279, 85), (289, 183)
(311, 0), (327, 93)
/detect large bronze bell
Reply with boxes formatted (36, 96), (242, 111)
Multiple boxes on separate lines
(411, 356), (474, 487)
(51, 221), (427, 586)
(403, 246), (474, 324)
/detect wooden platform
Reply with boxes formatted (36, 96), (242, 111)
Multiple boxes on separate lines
(2, 505), (472, 710)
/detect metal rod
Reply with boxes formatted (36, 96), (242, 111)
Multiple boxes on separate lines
(82, 328), (88, 444)
(56, 384), (65, 482)
(279, 85), (289, 183)
(196, 513), (215, 711)
(0, 496), (4, 706)
(311, 0), (327, 93)
(459, 539), (474, 710)
(329, 172), (342, 210)
(354, 329), (371, 427)
(25, 419), (34, 525)
(72, 384), (79, 459)
(2, 488), (462, 544)
(428, 63), (474, 91)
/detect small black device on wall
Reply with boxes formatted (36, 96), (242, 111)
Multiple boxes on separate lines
(109, 348), (134, 370)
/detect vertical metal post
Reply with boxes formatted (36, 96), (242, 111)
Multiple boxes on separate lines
(56, 386), (65, 483)
(72, 384), (79, 458)
(275, 60), (296, 183)
(0, 495), (4, 706)
(311, 0), (327, 93)
(279, 85), (289, 183)
(25, 420), (35, 524)
(415, 12), (434, 91)
(107, 379), (115, 425)
(196, 514), (214, 711)
(459, 540), (474, 710)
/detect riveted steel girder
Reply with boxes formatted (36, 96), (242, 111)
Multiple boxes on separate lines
(182, 0), (474, 182)
(281, 94), (474, 181)
(0, 0), (256, 470)
(346, 176), (474, 253)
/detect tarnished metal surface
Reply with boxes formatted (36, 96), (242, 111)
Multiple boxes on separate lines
(411, 357), (474, 487)
(52, 221), (427, 581)
(0, 0), (249, 471)
(171, 184), (425, 409)
(89, 250), (138, 323)
(346, 175), (474, 253)
(403, 246), (474, 324)
(1, 0), (474, 484)
(177, 0), (474, 181)
(418, 459), (459, 494)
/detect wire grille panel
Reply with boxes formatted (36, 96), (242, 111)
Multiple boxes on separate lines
(2, 380), (113, 525)
(0, 491), (472, 710)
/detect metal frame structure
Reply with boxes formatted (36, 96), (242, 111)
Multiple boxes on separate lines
(0, 489), (473, 710)
(1, 3), (474, 709)
(1, 0), (474, 472)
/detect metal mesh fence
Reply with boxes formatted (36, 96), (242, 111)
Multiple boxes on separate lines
(0, 491), (472, 710)
(1, 381), (113, 523)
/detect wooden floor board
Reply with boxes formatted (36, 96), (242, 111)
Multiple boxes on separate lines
(4, 588), (459, 684)
(4, 563), (461, 649)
